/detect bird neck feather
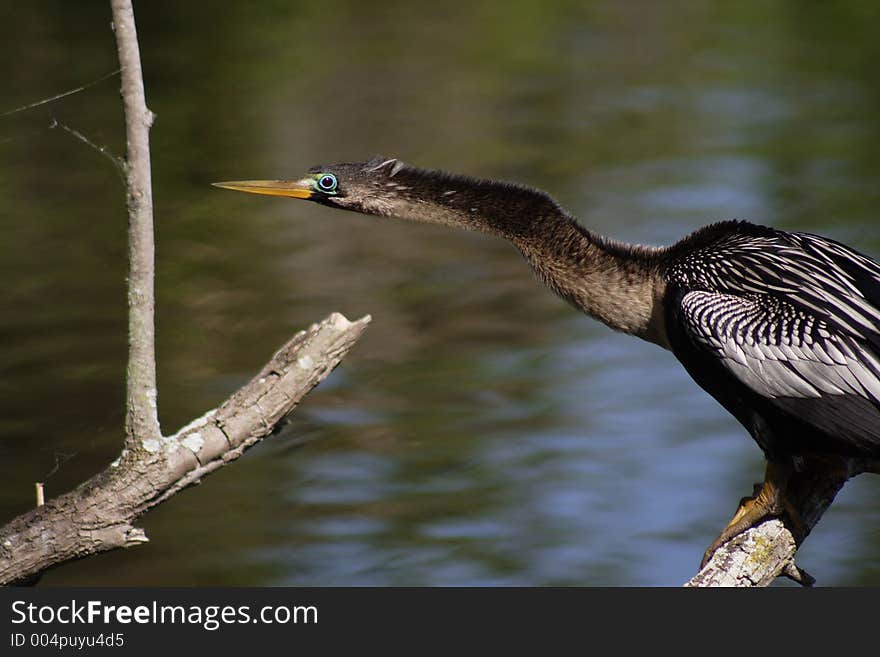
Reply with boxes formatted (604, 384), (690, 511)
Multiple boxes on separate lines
(514, 221), (668, 346)
(384, 170), (669, 347)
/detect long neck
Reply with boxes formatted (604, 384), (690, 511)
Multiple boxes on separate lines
(383, 169), (669, 347)
(514, 219), (668, 346)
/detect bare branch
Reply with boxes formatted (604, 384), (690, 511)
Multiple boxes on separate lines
(0, 68), (120, 118)
(49, 118), (125, 178)
(0, 2), (373, 587)
(0, 313), (370, 585)
(111, 0), (161, 447)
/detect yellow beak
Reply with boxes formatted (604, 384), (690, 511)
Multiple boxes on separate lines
(212, 178), (314, 199)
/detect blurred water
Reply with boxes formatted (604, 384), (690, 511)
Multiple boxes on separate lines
(1, 0), (879, 586)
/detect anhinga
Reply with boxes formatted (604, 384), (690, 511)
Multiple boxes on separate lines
(215, 156), (880, 567)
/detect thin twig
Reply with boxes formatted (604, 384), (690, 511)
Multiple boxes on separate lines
(0, 68), (121, 118)
(49, 118), (126, 181)
(44, 451), (77, 479)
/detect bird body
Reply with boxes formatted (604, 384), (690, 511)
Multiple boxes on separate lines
(662, 220), (880, 462)
(215, 157), (880, 564)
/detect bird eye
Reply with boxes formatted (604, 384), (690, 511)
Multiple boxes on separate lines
(316, 173), (338, 193)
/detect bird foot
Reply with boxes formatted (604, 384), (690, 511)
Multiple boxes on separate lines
(700, 461), (804, 569)
(700, 488), (778, 568)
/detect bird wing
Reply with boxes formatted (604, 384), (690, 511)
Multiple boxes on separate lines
(768, 232), (880, 347)
(672, 226), (880, 344)
(672, 227), (880, 454)
(679, 290), (880, 403)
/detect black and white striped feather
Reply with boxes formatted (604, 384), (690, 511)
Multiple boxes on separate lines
(667, 221), (880, 456)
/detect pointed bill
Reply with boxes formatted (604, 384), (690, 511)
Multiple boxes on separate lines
(211, 178), (314, 199)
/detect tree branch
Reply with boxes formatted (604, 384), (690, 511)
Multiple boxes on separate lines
(0, 1), (372, 586)
(684, 461), (875, 587)
(0, 312), (370, 585)
(111, 0), (161, 447)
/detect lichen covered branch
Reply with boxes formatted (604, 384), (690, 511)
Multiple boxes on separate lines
(684, 465), (861, 587)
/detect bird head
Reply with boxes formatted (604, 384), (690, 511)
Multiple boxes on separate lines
(213, 156), (410, 217)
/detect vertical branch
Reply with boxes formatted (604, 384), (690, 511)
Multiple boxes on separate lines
(0, 1), (373, 585)
(111, 0), (162, 446)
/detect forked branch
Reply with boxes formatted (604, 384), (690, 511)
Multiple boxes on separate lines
(0, 0), (370, 585)
(0, 313), (369, 585)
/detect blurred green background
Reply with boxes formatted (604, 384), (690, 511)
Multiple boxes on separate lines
(1, 0), (878, 585)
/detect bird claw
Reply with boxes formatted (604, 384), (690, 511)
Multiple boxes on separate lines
(700, 463), (794, 569)
(700, 496), (776, 569)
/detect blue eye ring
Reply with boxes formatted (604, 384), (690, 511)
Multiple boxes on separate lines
(316, 173), (338, 193)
